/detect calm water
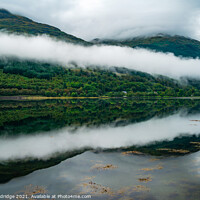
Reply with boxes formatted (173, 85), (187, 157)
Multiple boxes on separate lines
(0, 99), (199, 200)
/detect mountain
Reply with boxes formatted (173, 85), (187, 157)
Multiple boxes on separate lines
(92, 34), (200, 59)
(0, 9), (200, 98)
(1, 9), (200, 58)
(0, 9), (89, 45)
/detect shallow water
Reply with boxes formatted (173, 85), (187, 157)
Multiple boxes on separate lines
(0, 99), (199, 200)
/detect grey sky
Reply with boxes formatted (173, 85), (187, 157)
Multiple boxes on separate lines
(1, 0), (200, 40)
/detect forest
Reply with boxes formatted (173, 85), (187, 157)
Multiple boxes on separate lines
(0, 58), (200, 97)
(1, 9), (200, 98)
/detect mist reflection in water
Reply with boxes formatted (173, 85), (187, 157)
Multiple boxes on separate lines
(0, 112), (200, 161)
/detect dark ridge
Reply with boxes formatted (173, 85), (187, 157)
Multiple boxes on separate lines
(0, 8), (90, 45)
(93, 34), (200, 59)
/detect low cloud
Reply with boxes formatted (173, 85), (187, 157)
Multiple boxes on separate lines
(0, 113), (199, 161)
(1, 33), (200, 79)
(1, 0), (200, 40)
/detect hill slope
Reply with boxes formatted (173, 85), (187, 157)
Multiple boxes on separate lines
(0, 9), (89, 45)
(0, 9), (200, 97)
(0, 58), (199, 97)
(1, 9), (200, 57)
(92, 35), (200, 58)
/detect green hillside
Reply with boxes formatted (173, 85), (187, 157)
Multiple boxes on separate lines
(1, 9), (200, 57)
(0, 58), (199, 97)
(0, 9), (200, 97)
(0, 9), (89, 45)
(93, 35), (200, 58)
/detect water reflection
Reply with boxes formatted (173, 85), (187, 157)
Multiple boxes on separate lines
(0, 112), (200, 161)
(0, 151), (199, 200)
(1, 99), (199, 136)
(0, 99), (199, 197)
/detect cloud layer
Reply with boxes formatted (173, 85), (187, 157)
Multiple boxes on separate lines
(1, 33), (200, 79)
(1, 0), (200, 40)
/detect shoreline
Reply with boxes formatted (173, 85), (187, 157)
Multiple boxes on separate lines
(1, 96), (200, 101)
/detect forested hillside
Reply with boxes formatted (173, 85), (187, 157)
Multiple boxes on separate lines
(93, 35), (200, 59)
(0, 58), (199, 97)
(0, 9), (200, 97)
(0, 9), (89, 45)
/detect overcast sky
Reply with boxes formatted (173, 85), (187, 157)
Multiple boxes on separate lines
(1, 0), (200, 40)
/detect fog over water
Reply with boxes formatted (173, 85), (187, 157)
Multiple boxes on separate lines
(0, 112), (199, 161)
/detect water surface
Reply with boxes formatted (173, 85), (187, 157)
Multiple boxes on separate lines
(0, 99), (199, 199)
